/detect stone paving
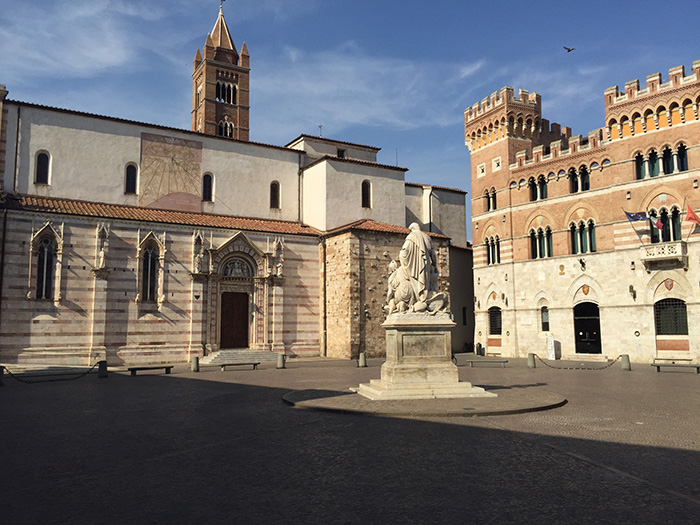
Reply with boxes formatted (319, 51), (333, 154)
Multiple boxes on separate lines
(1, 356), (699, 524)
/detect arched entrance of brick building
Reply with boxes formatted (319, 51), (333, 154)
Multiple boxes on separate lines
(574, 302), (601, 354)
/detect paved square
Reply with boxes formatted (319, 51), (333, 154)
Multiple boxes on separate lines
(1, 358), (699, 523)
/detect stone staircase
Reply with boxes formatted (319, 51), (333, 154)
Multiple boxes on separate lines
(200, 349), (281, 366)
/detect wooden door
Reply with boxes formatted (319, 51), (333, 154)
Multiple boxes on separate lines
(220, 292), (249, 348)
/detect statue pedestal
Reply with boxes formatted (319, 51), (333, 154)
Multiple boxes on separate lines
(356, 313), (496, 400)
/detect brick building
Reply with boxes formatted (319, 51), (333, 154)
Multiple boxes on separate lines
(467, 60), (700, 363)
(0, 6), (470, 366)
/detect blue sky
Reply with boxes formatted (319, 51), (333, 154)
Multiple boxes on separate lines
(1, 0), (698, 241)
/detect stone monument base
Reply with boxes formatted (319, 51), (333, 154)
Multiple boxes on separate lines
(356, 313), (496, 400)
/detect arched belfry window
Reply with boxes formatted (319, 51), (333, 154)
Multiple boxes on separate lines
(270, 181), (280, 209)
(35, 152), (50, 184)
(362, 180), (371, 209)
(677, 143), (688, 172)
(125, 164), (138, 194)
(202, 173), (213, 202)
(36, 237), (56, 300)
(142, 245), (159, 303)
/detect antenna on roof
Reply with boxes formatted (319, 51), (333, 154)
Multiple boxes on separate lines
(319, 124), (323, 137)
(395, 148), (398, 166)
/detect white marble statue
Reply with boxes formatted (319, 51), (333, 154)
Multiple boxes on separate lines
(385, 223), (447, 315)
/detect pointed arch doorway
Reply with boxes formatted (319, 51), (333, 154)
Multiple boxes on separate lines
(573, 302), (601, 354)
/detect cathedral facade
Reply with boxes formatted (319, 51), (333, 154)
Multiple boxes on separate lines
(467, 60), (700, 363)
(0, 7), (470, 366)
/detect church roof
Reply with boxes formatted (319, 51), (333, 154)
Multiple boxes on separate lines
(210, 5), (237, 53)
(322, 219), (450, 240)
(5, 194), (319, 236)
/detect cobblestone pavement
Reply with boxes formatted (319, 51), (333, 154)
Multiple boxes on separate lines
(1, 357), (699, 524)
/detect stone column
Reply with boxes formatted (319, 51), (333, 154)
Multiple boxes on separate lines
(269, 276), (285, 353)
(643, 155), (651, 179)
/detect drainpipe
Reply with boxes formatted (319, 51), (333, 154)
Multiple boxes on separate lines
(0, 209), (7, 327)
(321, 237), (327, 357)
(297, 151), (303, 225)
(13, 104), (20, 194)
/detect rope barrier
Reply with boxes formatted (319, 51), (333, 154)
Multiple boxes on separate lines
(2, 361), (102, 384)
(533, 354), (622, 371)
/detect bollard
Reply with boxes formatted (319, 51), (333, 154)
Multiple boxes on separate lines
(191, 356), (200, 372)
(0, 365), (4, 386)
(621, 354), (631, 371)
(358, 352), (367, 368)
(276, 353), (286, 369)
(97, 360), (108, 379)
(527, 353), (536, 369)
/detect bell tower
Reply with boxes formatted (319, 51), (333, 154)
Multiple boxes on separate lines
(192, 5), (250, 141)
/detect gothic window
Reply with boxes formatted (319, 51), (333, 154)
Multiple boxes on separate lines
(528, 178), (537, 202)
(569, 168), (578, 193)
(218, 122), (224, 136)
(662, 147), (674, 174)
(486, 236), (500, 265)
(649, 210), (660, 244)
(362, 180), (371, 209)
(538, 176), (548, 199)
(541, 306), (550, 332)
(488, 307), (502, 335)
(650, 208), (681, 243)
(35, 152), (50, 184)
(490, 189), (497, 210)
(570, 221), (595, 254)
(530, 228), (553, 259)
(654, 298), (688, 336)
(222, 258), (253, 277)
(125, 164), (138, 194)
(648, 149), (659, 177)
(587, 220), (597, 252)
(202, 174), (213, 202)
(270, 181), (280, 209)
(635, 153), (645, 179)
(677, 143), (688, 171)
(580, 166), (590, 191)
(142, 245), (159, 303)
(36, 237), (55, 300)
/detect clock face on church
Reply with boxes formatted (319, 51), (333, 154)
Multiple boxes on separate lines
(139, 133), (203, 209)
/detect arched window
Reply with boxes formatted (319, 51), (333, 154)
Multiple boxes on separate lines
(361, 180), (371, 208)
(538, 176), (548, 199)
(270, 181), (280, 209)
(490, 189), (497, 210)
(650, 208), (682, 243)
(488, 307), (502, 335)
(587, 220), (596, 252)
(648, 149), (659, 177)
(635, 153), (645, 179)
(654, 298), (688, 335)
(649, 210), (660, 244)
(530, 230), (537, 259)
(36, 237), (55, 300)
(486, 239), (491, 265)
(486, 236), (500, 265)
(484, 190), (491, 212)
(662, 147), (673, 174)
(202, 174), (213, 202)
(541, 306), (550, 332)
(528, 178), (537, 201)
(580, 166), (590, 191)
(570, 221), (595, 254)
(569, 168), (578, 193)
(530, 228), (552, 259)
(216, 82), (221, 101)
(218, 122), (225, 136)
(125, 164), (138, 194)
(677, 144), (688, 171)
(35, 152), (50, 184)
(142, 245), (159, 303)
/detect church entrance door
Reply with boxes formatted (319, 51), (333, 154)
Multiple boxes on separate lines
(220, 292), (249, 348)
(573, 302), (601, 354)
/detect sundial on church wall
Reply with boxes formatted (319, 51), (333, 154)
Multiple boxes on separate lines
(139, 133), (203, 211)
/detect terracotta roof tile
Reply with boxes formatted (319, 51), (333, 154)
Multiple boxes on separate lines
(6, 194), (320, 236)
(323, 219), (450, 240)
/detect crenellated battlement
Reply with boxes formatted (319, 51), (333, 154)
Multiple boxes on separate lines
(465, 86), (541, 123)
(509, 128), (605, 171)
(605, 60), (700, 113)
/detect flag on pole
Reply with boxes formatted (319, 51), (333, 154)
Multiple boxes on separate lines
(624, 210), (647, 222)
(653, 217), (664, 230)
(686, 205), (700, 226)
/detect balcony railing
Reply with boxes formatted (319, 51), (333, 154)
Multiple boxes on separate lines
(640, 240), (688, 270)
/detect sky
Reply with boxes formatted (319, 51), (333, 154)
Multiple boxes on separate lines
(1, 0), (699, 241)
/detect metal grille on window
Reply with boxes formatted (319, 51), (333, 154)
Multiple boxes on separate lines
(654, 298), (688, 335)
(488, 307), (502, 335)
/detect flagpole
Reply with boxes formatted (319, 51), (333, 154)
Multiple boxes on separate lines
(622, 208), (646, 245)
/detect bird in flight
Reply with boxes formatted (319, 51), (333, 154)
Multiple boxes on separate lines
(563, 46), (575, 52)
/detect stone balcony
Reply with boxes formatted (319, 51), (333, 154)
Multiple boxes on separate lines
(640, 240), (688, 271)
